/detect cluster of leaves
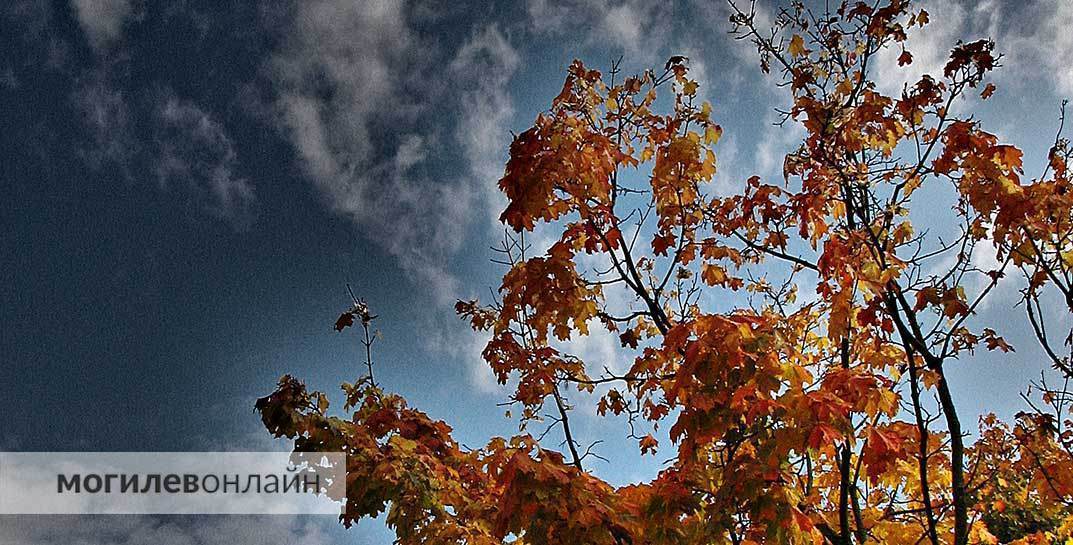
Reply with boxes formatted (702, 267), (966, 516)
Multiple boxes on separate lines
(258, 1), (1073, 544)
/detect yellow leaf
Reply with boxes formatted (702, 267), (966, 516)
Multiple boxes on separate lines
(789, 34), (806, 57)
(1061, 250), (1073, 268)
(702, 263), (726, 286)
(704, 124), (723, 146)
(701, 149), (717, 178)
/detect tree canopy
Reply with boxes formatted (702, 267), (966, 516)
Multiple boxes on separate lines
(258, 1), (1073, 543)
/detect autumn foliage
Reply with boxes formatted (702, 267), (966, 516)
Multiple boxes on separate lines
(258, 1), (1073, 544)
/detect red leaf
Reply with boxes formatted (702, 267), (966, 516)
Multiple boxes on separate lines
(334, 311), (354, 331)
(652, 233), (676, 256)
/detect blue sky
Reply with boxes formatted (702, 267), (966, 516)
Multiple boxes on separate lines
(3, 0), (1072, 543)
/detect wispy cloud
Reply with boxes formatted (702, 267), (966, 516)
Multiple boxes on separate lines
(267, 0), (454, 300)
(155, 92), (256, 228)
(450, 24), (520, 227)
(525, 0), (673, 60)
(63, 0), (259, 229)
(70, 0), (137, 53)
(72, 66), (136, 169)
(871, 1), (971, 97)
(69, 69), (257, 228)
(267, 2), (520, 303)
(995, 0), (1073, 97)
(868, 0), (1073, 101)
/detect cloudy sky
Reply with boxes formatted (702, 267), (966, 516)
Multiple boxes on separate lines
(2, 0), (1072, 542)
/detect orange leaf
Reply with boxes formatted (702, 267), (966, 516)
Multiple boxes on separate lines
(639, 434), (659, 455)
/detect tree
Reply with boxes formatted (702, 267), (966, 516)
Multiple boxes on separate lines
(257, 1), (1073, 543)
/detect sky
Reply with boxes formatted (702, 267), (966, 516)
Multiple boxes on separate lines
(2, 0), (1072, 543)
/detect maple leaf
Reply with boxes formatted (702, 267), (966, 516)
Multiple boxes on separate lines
(334, 311), (354, 332)
(788, 34), (806, 58)
(982, 328), (1014, 352)
(701, 263), (727, 286)
(862, 425), (913, 484)
(639, 434), (659, 455)
(914, 286), (940, 311)
(807, 423), (842, 450)
(652, 233), (676, 255)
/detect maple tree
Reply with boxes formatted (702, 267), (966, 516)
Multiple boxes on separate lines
(258, 1), (1073, 543)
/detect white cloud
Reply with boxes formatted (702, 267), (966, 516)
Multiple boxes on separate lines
(753, 112), (803, 181)
(525, 0), (672, 59)
(450, 24), (520, 227)
(711, 133), (746, 195)
(71, 70), (254, 228)
(601, 4), (644, 47)
(967, 239), (1014, 311)
(713, 0), (776, 64)
(870, 0), (1073, 100)
(394, 134), (427, 172)
(70, 0), (135, 52)
(995, 0), (1073, 97)
(525, 0), (572, 34)
(872, 0), (969, 96)
(267, 2), (521, 304)
(269, 0), (459, 301)
(155, 93), (256, 228)
(73, 67), (135, 168)
(464, 329), (501, 394)
(1032, 2), (1073, 95)
(269, 0), (420, 184)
